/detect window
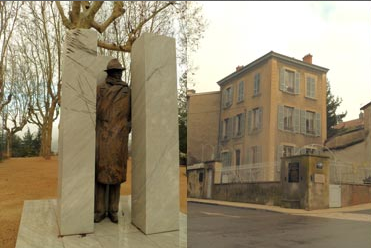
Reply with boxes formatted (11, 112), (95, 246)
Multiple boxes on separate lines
(278, 105), (300, 133)
(253, 108), (261, 130)
(199, 172), (204, 182)
(283, 106), (294, 131)
(306, 76), (316, 99)
(247, 107), (262, 133)
(285, 70), (295, 93)
(222, 118), (231, 140)
(237, 81), (244, 102)
(235, 149), (241, 166)
(233, 113), (245, 137)
(306, 111), (315, 135)
(283, 145), (294, 157)
(223, 86), (233, 108)
(279, 68), (300, 94)
(254, 73), (260, 96)
(251, 146), (262, 164)
(221, 151), (231, 167)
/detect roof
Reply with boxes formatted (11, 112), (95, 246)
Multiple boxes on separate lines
(360, 101), (371, 110)
(216, 51), (329, 87)
(333, 118), (364, 130)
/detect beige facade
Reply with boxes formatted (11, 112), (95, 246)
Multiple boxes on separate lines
(187, 90), (220, 165)
(217, 51), (328, 180)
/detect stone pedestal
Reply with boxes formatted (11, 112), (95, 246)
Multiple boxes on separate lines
(57, 29), (112, 236)
(131, 33), (179, 234)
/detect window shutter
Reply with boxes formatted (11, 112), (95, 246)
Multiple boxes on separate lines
(315, 112), (321, 137)
(305, 77), (310, 97)
(294, 147), (300, 156)
(227, 118), (232, 139)
(246, 147), (250, 164)
(222, 89), (226, 107)
(259, 108), (263, 130)
(295, 72), (300, 94)
(230, 86), (234, 105)
(311, 79), (316, 98)
(247, 110), (252, 134)
(278, 105), (284, 130)
(241, 112), (245, 136)
(293, 108), (300, 133)
(279, 68), (285, 91)
(300, 110), (306, 134)
(257, 73), (260, 94)
(232, 116), (236, 137)
(277, 145), (283, 162)
(220, 121), (224, 141)
(257, 146), (262, 163)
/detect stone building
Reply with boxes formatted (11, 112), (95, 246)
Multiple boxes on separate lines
(188, 51), (329, 181)
(187, 90), (220, 165)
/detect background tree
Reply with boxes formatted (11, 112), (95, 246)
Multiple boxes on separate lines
(17, 2), (63, 159)
(327, 80), (347, 139)
(2, 47), (31, 157)
(0, 2), (22, 113)
(178, 71), (187, 164)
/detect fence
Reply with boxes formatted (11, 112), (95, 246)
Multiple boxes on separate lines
(330, 161), (371, 185)
(214, 162), (281, 184)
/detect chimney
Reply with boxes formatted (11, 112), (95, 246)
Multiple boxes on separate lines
(187, 89), (196, 96)
(303, 54), (312, 64)
(236, 65), (244, 71)
(359, 111), (364, 119)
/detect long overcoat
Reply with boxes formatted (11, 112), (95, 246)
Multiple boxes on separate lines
(96, 78), (131, 184)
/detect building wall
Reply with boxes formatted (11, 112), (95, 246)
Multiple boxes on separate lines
(187, 91), (220, 165)
(218, 53), (328, 181)
(213, 182), (282, 206)
(341, 184), (371, 206)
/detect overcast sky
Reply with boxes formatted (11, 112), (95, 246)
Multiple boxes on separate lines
(189, 1), (371, 121)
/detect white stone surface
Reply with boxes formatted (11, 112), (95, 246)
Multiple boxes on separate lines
(57, 29), (112, 236)
(15, 197), (186, 248)
(131, 33), (180, 234)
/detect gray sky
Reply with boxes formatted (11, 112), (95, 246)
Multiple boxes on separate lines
(189, 1), (371, 121)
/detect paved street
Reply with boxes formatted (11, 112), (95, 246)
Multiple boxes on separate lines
(188, 202), (371, 248)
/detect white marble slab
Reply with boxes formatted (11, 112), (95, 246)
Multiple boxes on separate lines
(57, 28), (112, 236)
(131, 32), (180, 235)
(15, 197), (186, 248)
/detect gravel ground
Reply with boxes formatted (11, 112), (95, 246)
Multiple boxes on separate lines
(0, 156), (187, 248)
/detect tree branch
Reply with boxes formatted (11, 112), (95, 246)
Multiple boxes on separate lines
(97, 40), (131, 52)
(91, 2), (125, 33)
(86, 1), (104, 19)
(55, 2), (73, 29)
(70, 1), (81, 25)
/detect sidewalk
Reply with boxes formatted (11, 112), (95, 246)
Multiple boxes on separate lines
(188, 198), (371, 222)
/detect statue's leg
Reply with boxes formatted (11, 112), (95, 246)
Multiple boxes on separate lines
(108, 183), (120, 223)
(94, 182), (106, 223)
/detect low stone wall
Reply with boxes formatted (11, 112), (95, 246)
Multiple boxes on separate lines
(341, 184), (371, 207)
(213, 182), (282, 206)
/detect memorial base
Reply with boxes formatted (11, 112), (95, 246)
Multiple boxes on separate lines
(15, 196), (186, 248)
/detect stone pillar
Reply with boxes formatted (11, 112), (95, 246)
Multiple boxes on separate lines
(57, 29), (112, 236)
(131, 33), (179, 234)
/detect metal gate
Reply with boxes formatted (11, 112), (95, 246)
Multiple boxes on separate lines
(329, 184), (341, 208)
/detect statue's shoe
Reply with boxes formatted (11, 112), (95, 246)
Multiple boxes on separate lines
(94, 213), (106, 223)
(108, 212), (118, 223)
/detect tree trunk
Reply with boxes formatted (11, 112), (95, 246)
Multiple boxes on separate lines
(39, 115), (54, 160)
(5, 133), (12, 158)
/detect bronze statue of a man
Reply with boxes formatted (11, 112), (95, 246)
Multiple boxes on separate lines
(94, 58), (131, 223)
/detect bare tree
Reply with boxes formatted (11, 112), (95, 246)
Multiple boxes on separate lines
(0, 1), (23, 114)
(17, 2), (63, 159)
(3, 47), (31, 157)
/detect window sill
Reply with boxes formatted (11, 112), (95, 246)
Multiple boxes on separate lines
(236, 99), (244, 104)
(305, 96), (317, 101)
(248, 128), (262, 135)
(280, 90), (299, 96)
(253, 93), (261, 98)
